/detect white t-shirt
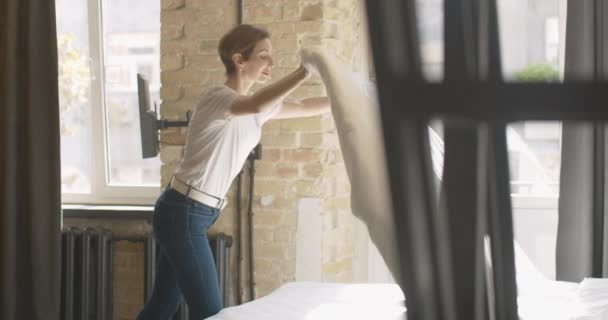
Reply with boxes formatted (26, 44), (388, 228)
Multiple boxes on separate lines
(173, 85), (281, 198)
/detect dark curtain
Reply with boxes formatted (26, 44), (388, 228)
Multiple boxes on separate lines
(0, 0), (62, 319)
(556, 0), (608, 281)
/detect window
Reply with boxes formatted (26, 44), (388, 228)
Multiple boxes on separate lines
(500, 0), (563, 280)
(416, 0), (564, 279)
(56, 0), (161, 205)
(416, 0), (443, 81)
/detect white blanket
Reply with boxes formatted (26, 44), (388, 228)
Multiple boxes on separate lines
(303, 49), (402, 285)
(208, 282), (406, 320)
(208, 280), (590, 320)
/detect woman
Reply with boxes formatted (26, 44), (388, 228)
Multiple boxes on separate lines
(136, 24), (330, 320)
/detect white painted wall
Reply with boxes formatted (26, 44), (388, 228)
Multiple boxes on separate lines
(295, 198), (323, 281)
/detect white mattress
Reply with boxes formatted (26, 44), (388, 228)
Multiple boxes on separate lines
(207, 280), (608, 320)
(207, 282), (406, 320)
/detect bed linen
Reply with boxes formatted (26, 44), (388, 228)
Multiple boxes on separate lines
(208, 282), (406, 320)
(208, 280), (597, 320)
(208, 227), (607, 320)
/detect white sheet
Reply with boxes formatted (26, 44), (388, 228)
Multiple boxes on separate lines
(207, 282), (406, 320)
(300, 48), (402, 285)
(208, 280), (595, 320)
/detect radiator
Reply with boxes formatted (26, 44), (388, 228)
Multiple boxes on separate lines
(61, 228), (232, 320)
(145, 232), (233, 320)
(61, 227), (113, 320)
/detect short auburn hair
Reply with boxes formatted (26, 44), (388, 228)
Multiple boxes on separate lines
(218, 24), (270, 75)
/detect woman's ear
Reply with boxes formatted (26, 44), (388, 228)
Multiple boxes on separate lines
(232, 53), (244, 71)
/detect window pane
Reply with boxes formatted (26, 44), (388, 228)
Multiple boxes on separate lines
(499, 0), (561, 81)
(417, 0), (443, 81)
(508, 122), (561, 197)
(507, 121), (561, 280)
(56, 0), (93, 194)
(102, 0), (161, 186)
(421, 0), (563, 280)
(500, 0), (562, 280)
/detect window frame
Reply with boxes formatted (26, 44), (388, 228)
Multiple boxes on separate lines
(60, 0), (160, 205)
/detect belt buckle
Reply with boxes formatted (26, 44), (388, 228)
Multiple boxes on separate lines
(218, 197), (227, 210)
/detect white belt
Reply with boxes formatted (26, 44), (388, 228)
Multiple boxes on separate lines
(170, 177), (228, 210)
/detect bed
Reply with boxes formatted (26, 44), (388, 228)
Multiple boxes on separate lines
(208, 282), (406, 320)
(208, 242), (608, 320)
(207, 280), (593, 320)
(208, 279), (608, 320)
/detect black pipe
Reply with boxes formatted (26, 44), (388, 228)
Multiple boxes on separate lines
(247, 158), (256, 300)
(62, 208), (153, 222)
(237, 0), (244, 25)
(592, 0), (607, 278)
(236, 171), (243, 304)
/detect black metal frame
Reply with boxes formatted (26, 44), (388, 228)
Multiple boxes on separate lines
(592, 0), (608, 278)
(364, 0), (608, 319)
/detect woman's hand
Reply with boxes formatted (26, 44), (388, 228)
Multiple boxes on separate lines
(297, 63), (312, 79)
(299, 48), (321, 76)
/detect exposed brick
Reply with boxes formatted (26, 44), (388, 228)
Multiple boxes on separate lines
(162, 23), (185, 41)
(254, 194), (297, 210)
(300, 132), (338, 147)
(255, 242), (289, 259)
(273, 34), (298, 52)
(276, 52), (299, 68)
(265, 22), (296, 36)
(280, 116), (324, 132)
(283, 1), (301, 20)
(161, 69), (209, 86)
(262, 119), (281, 133)
(254, 162), (275, 178)
(188, 54), (223, 69)
(199, 39), (220, 54)
(161, 9), (201, 26)
(159, 145), (184, 164)
(283, 148), (323, 162)
(276, 163), (299, 178)
(160, 86), (183, 101)
(254, 258), (274, 271)
(160, 129), (187, 146)
(261, 133), (297, 147)
(161, 53), (184, 71)
(253, 227), (275, 242)
(185, 0), (231, 8)
(181, 84), (205, 99)
(294, 20), (324, 34)
(260, 148), (281, 161)
(243, 5), (281, 24)
(303, 162), (323, 177)
(274, 227), (294, 242)
(290, 180), (322, 196)
(162, 0), (185, 10)
(255, 180), (286, 195)
(301, 4), (323, 20)
(185, 16), (228, 40)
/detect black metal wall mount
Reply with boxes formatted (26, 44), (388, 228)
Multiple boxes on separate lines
(137, 74), (191, 158)
(157, 109), (192, 130)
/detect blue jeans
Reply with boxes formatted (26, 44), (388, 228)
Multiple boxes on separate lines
(136, 188), (222, 320)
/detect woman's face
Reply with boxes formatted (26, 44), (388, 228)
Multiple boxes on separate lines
(241, 38), (274, 84)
